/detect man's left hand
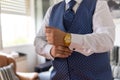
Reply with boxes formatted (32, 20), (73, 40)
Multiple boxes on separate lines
(45, 26), (67, 46)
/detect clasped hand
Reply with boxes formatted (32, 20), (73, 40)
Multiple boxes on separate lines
(45, 26), (72, 58)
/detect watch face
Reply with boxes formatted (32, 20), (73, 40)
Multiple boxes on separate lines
(66, 38), (70, 42)
(64, 33), (71, 46)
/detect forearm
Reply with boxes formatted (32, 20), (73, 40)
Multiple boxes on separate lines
(34, 37), (53, 59)
(69, 31), (115, 56)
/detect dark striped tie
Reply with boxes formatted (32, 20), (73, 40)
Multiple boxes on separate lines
(63, 0), (76, 31)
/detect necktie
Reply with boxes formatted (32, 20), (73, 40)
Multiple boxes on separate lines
(63, 0), (76, 31)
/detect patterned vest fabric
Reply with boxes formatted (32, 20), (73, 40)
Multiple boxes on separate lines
(49, 0), (113, 80)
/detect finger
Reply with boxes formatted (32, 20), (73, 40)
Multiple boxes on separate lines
(45, 32), (53, 37)
(45, 27), (54, 32)
(46, 37), (51, 42)
(46, 37), (54, 45)
(57, 49), (72, 55)
(45, 28), (55, 39)
(46, 26), (56, 29)
(56, 53), (69, 58)
(57, 49), (71, 56)
(45, 26), (56, 33)
(45, 28), (52, 33)
(46, 34), (55, 45)
(63, 51), (72, 56)
(56, 46), (72, 53)
(46, 27), (59, 33)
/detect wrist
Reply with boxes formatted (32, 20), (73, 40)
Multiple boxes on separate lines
(64, 33), (71, 47)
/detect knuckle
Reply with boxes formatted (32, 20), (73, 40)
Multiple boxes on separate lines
(53, 41), (56, 45)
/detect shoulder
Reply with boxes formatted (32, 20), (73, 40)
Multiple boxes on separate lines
(51, 1), (64, 9)
(48, 1), (64, 14)
(96, 0), (108, 7)
(95, 0), (109, 11)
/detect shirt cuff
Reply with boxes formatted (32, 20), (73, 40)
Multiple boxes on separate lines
(69, 34), (94, 56)
(42, 44), (54, 60)
(69, 34), (83, 50)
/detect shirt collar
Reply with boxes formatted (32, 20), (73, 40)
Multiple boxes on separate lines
(65, 0), (82, 4)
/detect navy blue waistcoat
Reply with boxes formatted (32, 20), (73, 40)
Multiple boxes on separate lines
(49, 0), (113, 80)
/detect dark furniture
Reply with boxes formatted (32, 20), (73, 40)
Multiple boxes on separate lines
(35, 60), (52, 73)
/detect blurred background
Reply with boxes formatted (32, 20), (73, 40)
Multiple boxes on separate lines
(0, 0), (120, 77)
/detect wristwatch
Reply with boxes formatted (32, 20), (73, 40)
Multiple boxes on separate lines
(64, 33), (71, 47)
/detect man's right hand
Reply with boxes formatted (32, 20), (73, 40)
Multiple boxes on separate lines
(50, 46), (72, 58)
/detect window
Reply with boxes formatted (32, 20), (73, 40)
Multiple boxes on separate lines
(107, 0), (120, 46)
(34, 0), (62, 32)
(0, 0), (35, 48)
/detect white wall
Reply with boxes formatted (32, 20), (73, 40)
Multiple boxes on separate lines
(0, 14), (3, 50)
(0, 27), (2, 50)
(114, 19), (120, 46)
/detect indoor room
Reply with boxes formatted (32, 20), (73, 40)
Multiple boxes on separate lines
(0, 0), (120, 80)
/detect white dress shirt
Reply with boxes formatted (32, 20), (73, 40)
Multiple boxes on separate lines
(34, 0), (115, 59)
